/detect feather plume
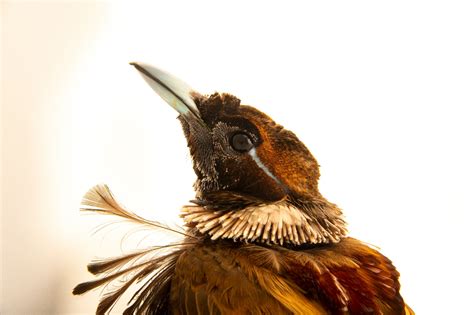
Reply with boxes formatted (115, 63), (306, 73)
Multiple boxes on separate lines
(87, 248), (158, 275)
(74, 184), (197, 314)
(81, 184), (194, 238)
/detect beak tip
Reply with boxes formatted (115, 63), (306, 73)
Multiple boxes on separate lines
(129, 62), (148, 76)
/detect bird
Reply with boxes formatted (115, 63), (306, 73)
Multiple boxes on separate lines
(73, 63), (414, 315)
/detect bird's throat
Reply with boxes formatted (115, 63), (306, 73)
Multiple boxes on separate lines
(181, 202), (347, 246)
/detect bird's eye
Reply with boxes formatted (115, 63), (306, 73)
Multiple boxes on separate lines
(231, 133), (254, 152)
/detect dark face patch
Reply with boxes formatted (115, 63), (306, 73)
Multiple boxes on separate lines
(180, 93), (320, 204)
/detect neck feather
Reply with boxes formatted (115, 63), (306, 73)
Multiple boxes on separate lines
(181, 200), (347, 246)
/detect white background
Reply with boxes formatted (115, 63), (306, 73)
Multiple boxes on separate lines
(2, 1), (473, 314)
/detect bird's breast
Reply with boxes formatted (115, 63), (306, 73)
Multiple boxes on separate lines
(169, 238), (411, 315)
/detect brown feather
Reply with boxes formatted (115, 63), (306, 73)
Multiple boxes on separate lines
(74, 185), (201, 314)
(208, 239), (412, 315)
(81, 184), (195, 239)
(124, 252), (179, 314)
(87, 247), (159, 275)
(73, 256), (161, 295)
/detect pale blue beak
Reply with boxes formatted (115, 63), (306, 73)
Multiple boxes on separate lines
(130, 62), (202, 123)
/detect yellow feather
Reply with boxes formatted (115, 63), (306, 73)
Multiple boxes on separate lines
(253, 268), (328, 315)
(405, 304), (415, 314)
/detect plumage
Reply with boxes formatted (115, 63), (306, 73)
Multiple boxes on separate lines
(73, 63), (413, 314)
(181, 202), (346, 245)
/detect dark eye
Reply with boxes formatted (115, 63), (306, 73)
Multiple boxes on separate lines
(231, 133), (254, 152)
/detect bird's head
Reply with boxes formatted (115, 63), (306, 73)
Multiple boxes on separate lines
(131, 63), (346, 246)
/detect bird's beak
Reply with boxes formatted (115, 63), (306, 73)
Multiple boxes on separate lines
(130, 62), (204, 125)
